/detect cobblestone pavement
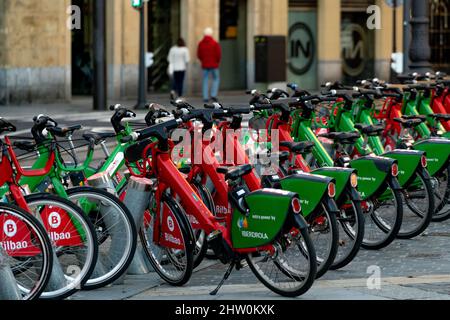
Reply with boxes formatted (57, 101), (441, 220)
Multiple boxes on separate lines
(70, 219), (450, 300)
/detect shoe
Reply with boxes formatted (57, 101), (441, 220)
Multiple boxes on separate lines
(211, 97), (219, 103)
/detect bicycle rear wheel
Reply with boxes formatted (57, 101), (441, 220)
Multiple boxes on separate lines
(24, 193), (98, 300)
(246, 214), (317, 297)
(140, 193), (195, 286)
(0, 203), (53, 300)
(66, 187), (137, 290)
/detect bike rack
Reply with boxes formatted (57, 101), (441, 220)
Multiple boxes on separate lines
(123, 176), (153, 276)
(0, 246), (22, 300)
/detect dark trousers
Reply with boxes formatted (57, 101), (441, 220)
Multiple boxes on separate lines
(172, 71), (186, 97)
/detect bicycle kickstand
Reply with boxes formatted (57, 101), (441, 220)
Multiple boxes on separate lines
(210, 260), (236, 296)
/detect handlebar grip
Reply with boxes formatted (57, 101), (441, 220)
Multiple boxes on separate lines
(252, 103), (273, 111)
(204, 103), (222, 110)
(110, 104), (121, 111)
(120, 135), (135, 143)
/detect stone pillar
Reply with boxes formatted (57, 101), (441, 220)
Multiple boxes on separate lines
(181, 0), (220, 95)
(0, 0), (71, 105)
(246, 0), (289, 89)
(374, 0), (393, 80)
(409, 0), (432, 72)
(105, 0), (142, 100)
(317, 0), (342, 86)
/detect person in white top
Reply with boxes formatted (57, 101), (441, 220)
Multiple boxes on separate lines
(167, 38), (190, 98)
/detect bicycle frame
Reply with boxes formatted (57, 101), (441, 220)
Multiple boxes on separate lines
(332, 97), (427, 188)
(129, 137), (300, 253)
(289, 104), (401, 200)
(375, 92), (450, 177)
(252, 110), (359, 206)
(431, 86), (450, 131)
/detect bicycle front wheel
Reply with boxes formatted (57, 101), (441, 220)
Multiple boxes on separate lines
(24, 193), (98, 300)
(307, 202), (339, 278)
(66, 187), (137, 290)
(0, 203), (53, 300)
(432, 164), (450, 221)
(140, 193), (195, 286)
(398, 169), (434, 239)
(247, 214), (317, 297)
(331, 195), (364, 270)
(361, 180), (403, 250)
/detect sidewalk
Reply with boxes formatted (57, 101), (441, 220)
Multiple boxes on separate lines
(0, 91), (250, 119)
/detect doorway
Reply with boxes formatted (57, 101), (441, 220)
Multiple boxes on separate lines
(430, 0), (450, 72)
(71, 0), (94, 96)
(219, 0), (247, 90)
(147, 0), (181, 92)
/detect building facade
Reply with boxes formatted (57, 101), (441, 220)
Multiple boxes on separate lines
(0, 0), (448, 105)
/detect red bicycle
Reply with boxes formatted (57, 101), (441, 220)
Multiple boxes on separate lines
(169, 101), (340, 279)
(122, 110), (318, 297)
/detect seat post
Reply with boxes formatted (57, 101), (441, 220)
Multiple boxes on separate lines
(67, 134), (80, 164)
(100, 141), (111, 157)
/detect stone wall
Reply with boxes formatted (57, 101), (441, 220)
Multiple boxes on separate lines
(0, 0), (71, 105)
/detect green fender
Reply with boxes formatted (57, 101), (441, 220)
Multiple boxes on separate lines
(231, 188), (296, 249)
(350, 156), (396, 199)
(280, 172), (334, 217)
(442, 132), (450, 139)
(311, 167), (356, 202)
(413, 138), (450, 176)
(382, 149), (423, 187)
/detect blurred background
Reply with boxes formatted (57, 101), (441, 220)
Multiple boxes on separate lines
(0, 0), (446, 107)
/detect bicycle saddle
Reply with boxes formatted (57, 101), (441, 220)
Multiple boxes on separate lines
(82, 131), (116, 144)
(217, 164), (253, 181)
(430, 114), (450, 121)
(257, 150), (290, 164)
(354, 124), (384, 136)
(13, 140), (36, 152)
(273, 151), (291, 162)
(48, 125), (82, 137)
(0, 118), (16, 134)
(280, 141), (315, 154)
(402, 115), (427, 121)
(393, 117), (425, 128)
(319, 132), (361, 145)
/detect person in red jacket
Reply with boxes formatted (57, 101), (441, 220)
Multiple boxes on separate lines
(197, 28), (222, 103)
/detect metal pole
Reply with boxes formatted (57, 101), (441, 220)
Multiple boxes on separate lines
(93, 0), (107, 110)
(123, 176), (153, 275)
(403, 0), (411, 73)
(408, 0), (433, 72)
(135, 5), (147, 110)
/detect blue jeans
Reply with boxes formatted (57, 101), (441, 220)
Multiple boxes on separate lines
(202, 68), (220, 101)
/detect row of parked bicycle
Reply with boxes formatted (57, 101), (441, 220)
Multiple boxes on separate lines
(0, 71), (449, 300)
